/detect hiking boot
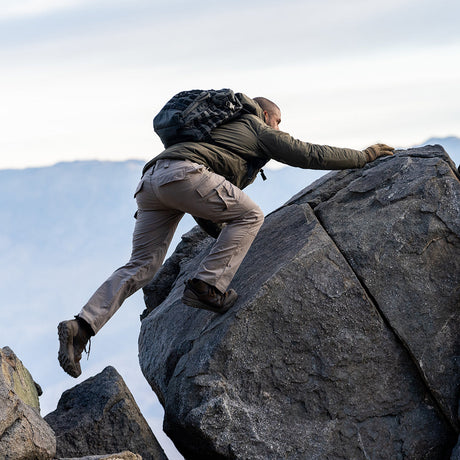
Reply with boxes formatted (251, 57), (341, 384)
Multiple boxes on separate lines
(182, 278), (238, 313)
(57, 319), (91, 378)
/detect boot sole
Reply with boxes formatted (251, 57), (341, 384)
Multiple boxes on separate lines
(182, 291), (235, 314)
(58, 322), (81, 378)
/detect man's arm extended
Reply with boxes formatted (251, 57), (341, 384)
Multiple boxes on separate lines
(257, 128), (393, 170)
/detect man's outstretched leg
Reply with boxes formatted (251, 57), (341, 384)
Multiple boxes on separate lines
(57, 165), (183, 377)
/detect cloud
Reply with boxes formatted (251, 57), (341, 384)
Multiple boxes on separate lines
(1, 0), (459, 168)
(3, 1), (460, 62)
(0, 0), (92, 20)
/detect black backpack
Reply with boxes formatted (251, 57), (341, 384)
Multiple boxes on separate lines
(153, 89), (245, 148)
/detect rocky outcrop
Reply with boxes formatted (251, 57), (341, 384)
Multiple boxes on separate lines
(0, 350), (166, 459)
(139, 146), (459, 459)
(45, 366), (167, 460)
(0, 346), (56, 459)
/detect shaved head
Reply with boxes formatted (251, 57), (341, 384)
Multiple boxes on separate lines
(253, 97), (281, 130)
(253, 97), (280, 115)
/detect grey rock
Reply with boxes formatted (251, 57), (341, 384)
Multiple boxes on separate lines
(452, 439), (460, 460)
(0, 346), (56, 460)
(450, 402), (460, 459)
(44, 366), (167, 460)
(307, 145), (460, 431)
(59, 451), (142, 460)
(140, 146), (459, 460)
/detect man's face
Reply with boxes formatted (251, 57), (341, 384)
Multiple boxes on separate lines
(264, 108), (282, 130)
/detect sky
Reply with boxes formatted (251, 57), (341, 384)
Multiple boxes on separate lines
(1, 0), (460, 170)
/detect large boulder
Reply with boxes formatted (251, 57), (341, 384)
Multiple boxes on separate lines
(297, 146), (460, 431)
(139, 146), (459, 459)
(45, 366), (167, 460)
(0, 346), (56, 459)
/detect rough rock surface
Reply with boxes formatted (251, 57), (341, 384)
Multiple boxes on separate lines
(453, 440), (460, 460)
(139, 146), (459, 460)
(453, 403), (460, 460)
(295, 146), (460, 431)
(45, 366), (167, 460)
(59, 452), (141, 460)
(0, 346), (56, 460)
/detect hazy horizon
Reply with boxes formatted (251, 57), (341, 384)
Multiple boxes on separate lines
(1, 134), (459, 172)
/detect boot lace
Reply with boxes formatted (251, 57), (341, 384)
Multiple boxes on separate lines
(85, 338), (91, 359)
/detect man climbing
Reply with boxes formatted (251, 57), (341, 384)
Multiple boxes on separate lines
(57, 92), (394, 378)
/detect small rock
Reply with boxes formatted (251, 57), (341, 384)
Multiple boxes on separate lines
(45, 366), (167, 460)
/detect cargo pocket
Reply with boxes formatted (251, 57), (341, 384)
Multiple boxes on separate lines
(216, 181), (236, 209)
(196, 175), (234, 210)
(133, 180), (144, 198)
(196, 174), (221, 198)
(133, 180), (144, 219)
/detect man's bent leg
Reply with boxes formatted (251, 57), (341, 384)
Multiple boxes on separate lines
(156, 165), (264, 295)
(78, 208), (182, 334)
(195, 204), (263, 293)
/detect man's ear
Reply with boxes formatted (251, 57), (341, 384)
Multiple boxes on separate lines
(263, 110), (269, 124)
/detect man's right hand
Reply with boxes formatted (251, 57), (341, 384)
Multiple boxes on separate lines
(364, 144), (395, 162)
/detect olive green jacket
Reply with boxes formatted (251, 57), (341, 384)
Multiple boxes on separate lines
(143, 94), (368, 189)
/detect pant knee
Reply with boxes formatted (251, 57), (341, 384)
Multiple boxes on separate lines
(244, 205), (264, 230)
(254, 206), (264, 226)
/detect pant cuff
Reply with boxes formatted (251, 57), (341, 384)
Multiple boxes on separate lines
(76, 311), (98, 336)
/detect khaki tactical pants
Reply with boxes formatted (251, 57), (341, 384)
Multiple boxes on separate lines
(78, 159), (264, 334)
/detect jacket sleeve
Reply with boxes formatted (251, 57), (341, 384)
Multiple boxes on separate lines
(257, 127), (368, 170)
